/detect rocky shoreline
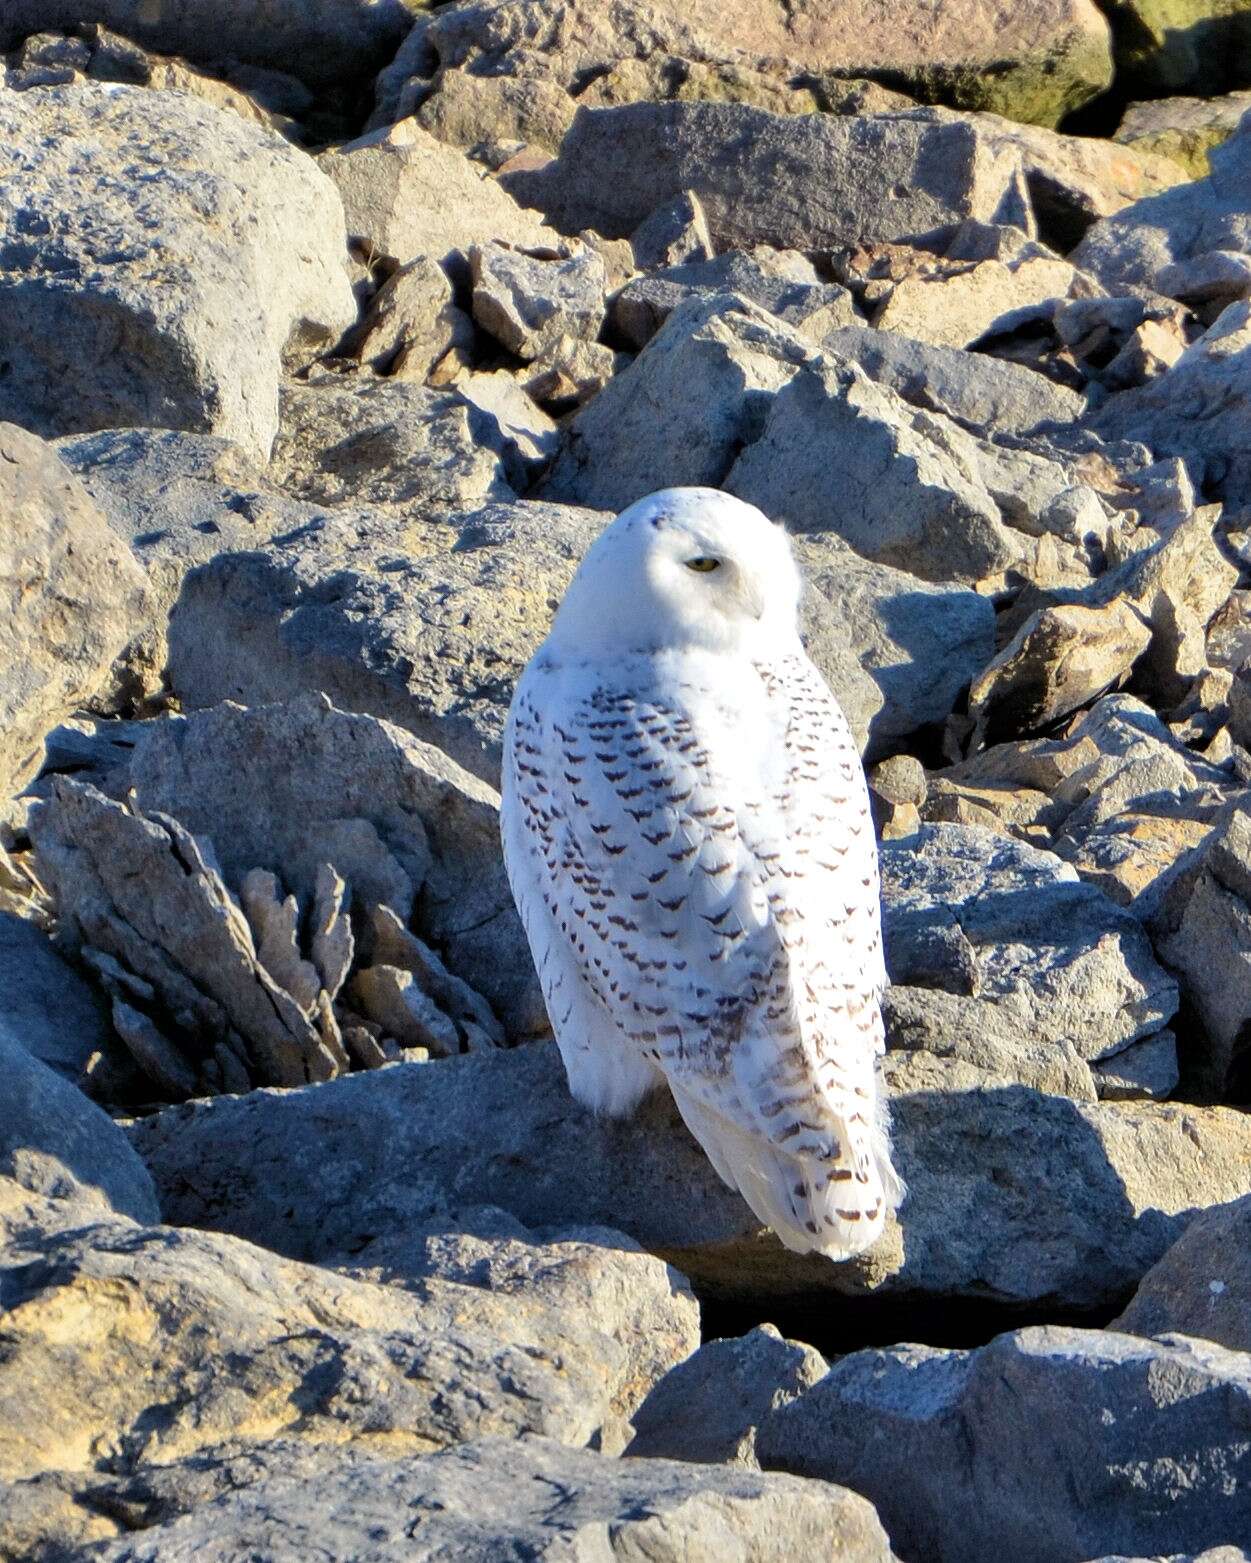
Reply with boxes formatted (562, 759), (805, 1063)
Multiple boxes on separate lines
(4, 3), (1251, 1559)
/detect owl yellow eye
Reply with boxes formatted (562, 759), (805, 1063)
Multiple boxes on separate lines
(685, 556), (721, 573)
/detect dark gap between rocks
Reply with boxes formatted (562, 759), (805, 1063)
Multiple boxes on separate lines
(698, 1288), (1127, 1356)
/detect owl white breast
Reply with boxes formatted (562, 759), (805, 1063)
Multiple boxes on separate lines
(501, 486), (901, 1258)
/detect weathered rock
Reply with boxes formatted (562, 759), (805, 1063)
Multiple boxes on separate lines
(29, 778), (351, 1094)
(126, 1024), (1251, 1315)
(343, 256), (475, 380)
(1089, 1028), (1179, 1100)
(122, 694), (530, 1026)
(725, 358), (1019, 584)
(881, 825), (1177, 1061)
(337, 1207), (700, 1443)
(268, 378), (524, 514)
(318, 120), (557, 272)
(1150, 803), (1251, 1095)
(1071, 121), (1251, 297)
(1100, 0), (1251, 97)
(795, 536), (996, 750)
(873, 254), (1094, 350)
(972, 111), (1186, 250)
(538, 294), (815, 512)
(756, 1325), (1251, 1563)
(165, 500), (603, 784)
(0, 0), (419, 88)
(470, 240), (606, 359)
(0, 1034), (158, 1223)
(54, 427), (306, 695)
(630, 189), (716, 270)
(0, 83), (355, 462)
(522, 336), (621, 411)
(1116, 91), (1251, 178)
(0, 425), (149, 799)
(821, 323), (1086, 437)
(411, 70), (579, 163)
(502, 103), (1033, 252)
(1090, 300), (1251, 507)
(401, 0), (1112, 131)
(0, 914), (113, 1085)
(1113, 1193), (1251, 1350)
(968, 600), (1152, 744)
(882, 985), (1099, 1100)
(626, 1324), (828, 1467)
(75, 1435), (897, 1563)
(0, 1205), (658, 1493)
(611, 250), (857, 350)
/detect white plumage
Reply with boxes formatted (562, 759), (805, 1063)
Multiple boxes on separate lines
(500, 487), (902, 1258)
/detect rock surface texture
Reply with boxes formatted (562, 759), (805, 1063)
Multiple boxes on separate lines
(4, 13), (1251, 1562)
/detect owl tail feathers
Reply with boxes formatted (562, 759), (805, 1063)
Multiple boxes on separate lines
(670, 1086), (903, 1261)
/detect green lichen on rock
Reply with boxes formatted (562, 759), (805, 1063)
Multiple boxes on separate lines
(1102, 0), (1251, 95)
(1115, 88), (1251, 176)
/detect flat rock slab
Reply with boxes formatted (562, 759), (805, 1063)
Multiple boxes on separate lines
(756, 1325), (1251, 1563)
(0, 83), (355, 462)
(503, 102), (1032, 251)
(127, 1037), (1251, 1314)
(74, 1435), (897, 1562)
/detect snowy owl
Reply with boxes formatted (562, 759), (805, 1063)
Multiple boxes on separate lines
(500, 487), (901, 1258)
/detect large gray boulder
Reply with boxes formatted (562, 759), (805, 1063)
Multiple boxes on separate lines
(820, 323), (1086, 437)
(126, 1035), (1251, 1313)
(796, 538), (995, 752)
(756, 1326), (1251, 1563)
(503, 103), (1032, 251)
(0, 1034), (158, 1223)
(1149, 803), (1251, 1096)
(538, 294), (815, 512)
(74, 1435), (897, 1562)
(725, 358), (1018, 583)
(0, 83), (356, 462)
(0, 424), (149, 800)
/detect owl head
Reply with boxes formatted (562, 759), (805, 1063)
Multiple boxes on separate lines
(547, 487), (802, 657)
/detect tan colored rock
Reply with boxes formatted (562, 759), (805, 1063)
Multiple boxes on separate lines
(0, 424), (149, 799)
(874, 255), (1093, 350)
(969, 601), (1151, 745)
(318, 121), (558, 270)
(0, 1193), (691, 1489)
(344, 257), (475, 381)
(404, 0), (1113, 130)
